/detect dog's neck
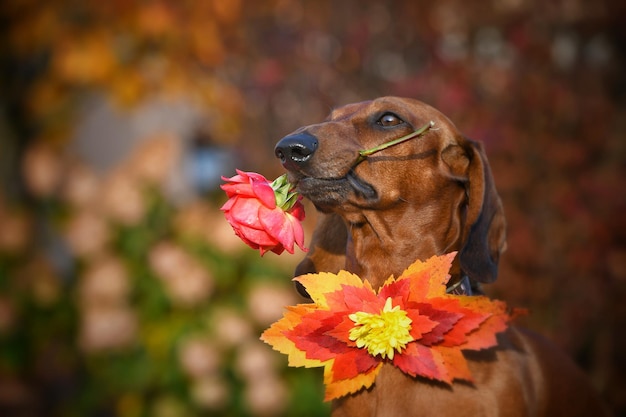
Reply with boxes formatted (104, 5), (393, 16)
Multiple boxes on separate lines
(342, 205), (465, 290)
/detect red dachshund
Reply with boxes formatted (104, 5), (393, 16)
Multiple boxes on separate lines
(274, 97), (610, 417)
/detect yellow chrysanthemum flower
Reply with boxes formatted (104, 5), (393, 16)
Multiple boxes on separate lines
(348, 297), (413, 360)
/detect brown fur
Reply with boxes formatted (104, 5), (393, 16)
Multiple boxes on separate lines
(275, 97), (609, 416)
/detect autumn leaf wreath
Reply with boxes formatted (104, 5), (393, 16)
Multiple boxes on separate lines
(260, 252), (520, 400)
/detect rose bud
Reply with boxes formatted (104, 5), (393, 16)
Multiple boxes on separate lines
(220, 170), (306, 255)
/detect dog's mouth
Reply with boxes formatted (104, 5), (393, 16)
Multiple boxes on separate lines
(290, 169), (377, 210)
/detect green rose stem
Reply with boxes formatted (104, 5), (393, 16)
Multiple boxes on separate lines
(356, 120), (435, 164)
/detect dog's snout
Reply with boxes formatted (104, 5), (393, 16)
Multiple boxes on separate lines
(274, 132), (318, 168)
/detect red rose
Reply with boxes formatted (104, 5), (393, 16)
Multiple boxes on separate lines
(221, 170), (307, 255)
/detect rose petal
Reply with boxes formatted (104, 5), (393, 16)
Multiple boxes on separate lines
(221, 173), (246, 183)
(228, 198), (265, 228)
(288, 198), (306, 221)
(258, 205), (295, 253)
(287, 213), (306, 251)
(220, 196), (236, 211)
(270, 246), (285, 255)
(241, 170), (267, 183)
(251, 178), (277, 208)
(235, 223), (279, 247)
(221, 182), (255, 198)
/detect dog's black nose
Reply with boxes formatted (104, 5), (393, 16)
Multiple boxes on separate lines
(274, 132), (318, 168)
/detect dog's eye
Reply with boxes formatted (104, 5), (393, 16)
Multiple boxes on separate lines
(377, 113), (404, 127)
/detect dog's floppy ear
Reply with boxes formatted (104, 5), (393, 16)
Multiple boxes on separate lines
(443, 139), (506, 283)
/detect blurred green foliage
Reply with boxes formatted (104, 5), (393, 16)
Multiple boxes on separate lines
(0, 176), (329, 416)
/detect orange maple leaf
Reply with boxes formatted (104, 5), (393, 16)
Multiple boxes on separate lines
(260, 252), (518, 401)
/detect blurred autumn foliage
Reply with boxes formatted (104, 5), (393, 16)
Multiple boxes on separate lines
(0, 0), (625, 416)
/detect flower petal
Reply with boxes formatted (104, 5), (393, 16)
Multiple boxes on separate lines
(287, 212), (307, 251)
(270, 245), (285, 255)
(232, 222), (279, 247)
(287, 198), (306, 221)
(241, 170), (267, 183)
(251, 177), (277, 208)
(227, 197), (265, 228)
(258, 205), (295, 253)
(221, 171), (247, 184)
(220, 196), (236, 211)
(220, 181), (255, 198)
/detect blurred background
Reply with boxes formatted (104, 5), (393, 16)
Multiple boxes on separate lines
(0, 0), (624, 416)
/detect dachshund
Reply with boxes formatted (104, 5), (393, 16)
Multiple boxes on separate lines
(274, 97), (610, 417)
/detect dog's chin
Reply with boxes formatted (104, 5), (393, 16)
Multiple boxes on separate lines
(293, 171), (378, 212)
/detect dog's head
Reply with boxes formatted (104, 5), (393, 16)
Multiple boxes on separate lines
(274, 96), (506, 287)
